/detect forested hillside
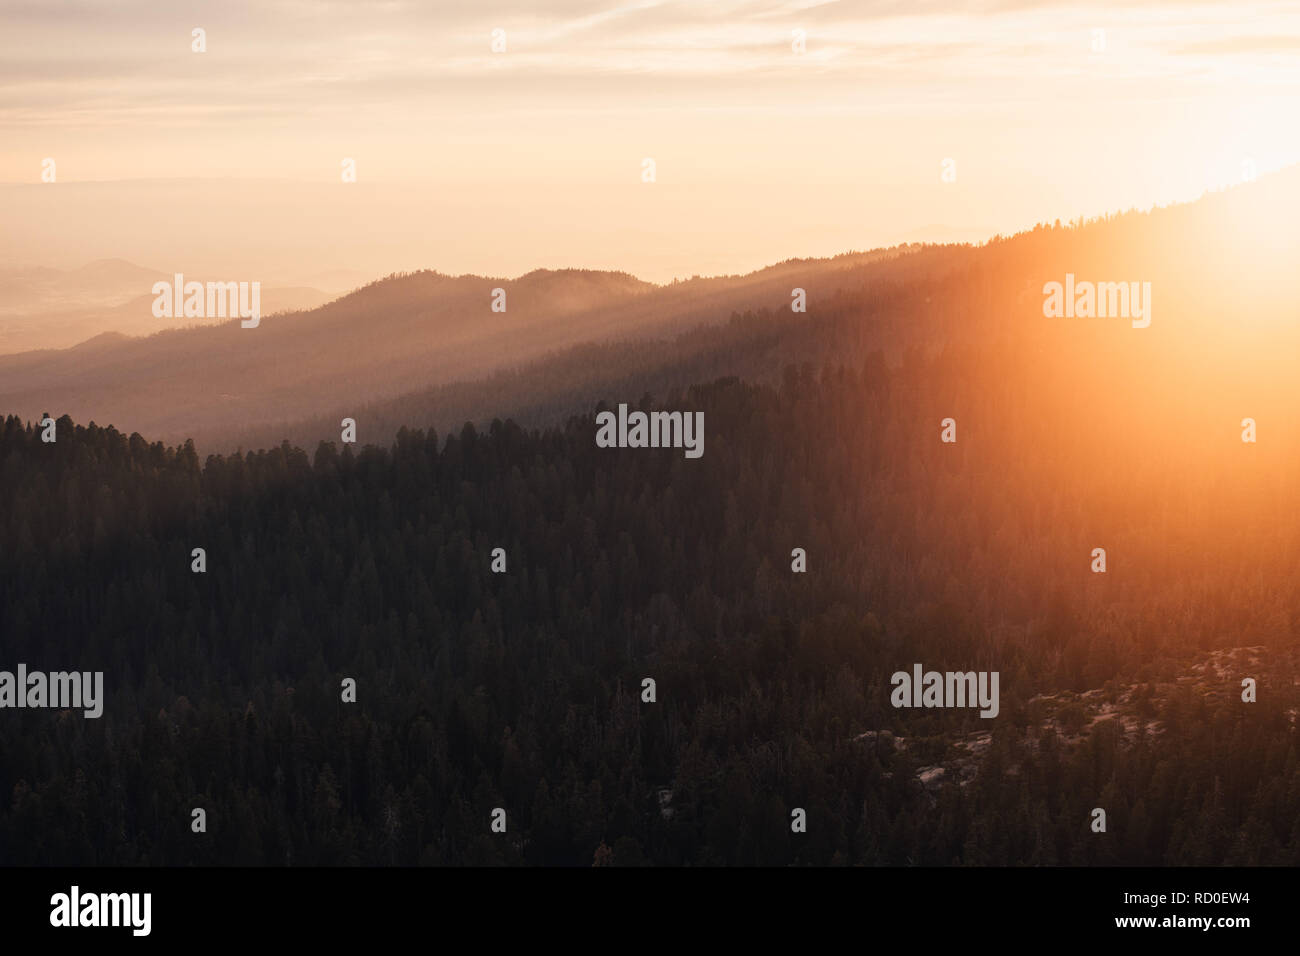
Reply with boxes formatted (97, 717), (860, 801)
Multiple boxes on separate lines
(223, 166), (1300, 453)
(0, 252), (904, 450)
(3, 332), (1298, 863)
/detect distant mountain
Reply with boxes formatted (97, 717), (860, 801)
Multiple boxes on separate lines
(66, 257), (165, 286)
(0, 255), (911, 448)
(0, 258), (168, 314)
(0, 286), (338, 354)
(0, 259), (339, 353)
(2, 165), (1298, 454)
(216, 165), (1300, 454)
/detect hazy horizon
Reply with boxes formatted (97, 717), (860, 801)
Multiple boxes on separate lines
(4, 0), (1298, 285)
(0, 169), (1288, 291)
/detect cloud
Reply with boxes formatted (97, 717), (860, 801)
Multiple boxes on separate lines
(1176, 35), (1300, 56)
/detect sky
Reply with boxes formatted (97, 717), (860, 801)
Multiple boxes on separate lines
(2, 0), (1299, 283)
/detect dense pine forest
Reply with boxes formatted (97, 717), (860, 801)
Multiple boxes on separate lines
(3, 332), (1299, 863)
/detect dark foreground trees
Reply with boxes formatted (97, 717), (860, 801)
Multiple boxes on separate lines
(1, 349), (1298, 864)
